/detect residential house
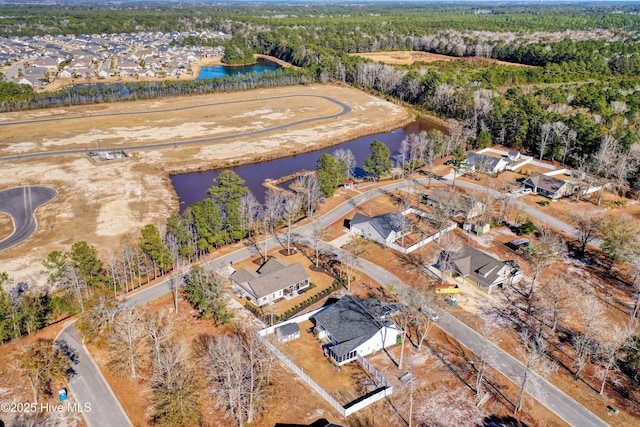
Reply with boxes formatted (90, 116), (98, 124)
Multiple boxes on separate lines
(423, 191), (485, 220)
(523, 172), (576, 200)
(440, 245), (523, 293)
(58, 68), (73, 78)
(231, 258), (310, 307)
(31, 56), (59, 73)
(350, 212), (411, 247)
(466, 152), (509, 175)
(312, 295), (400, 365)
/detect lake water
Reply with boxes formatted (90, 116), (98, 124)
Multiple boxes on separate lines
(197, 59), (280, 80)
(171, 119), (442, 211)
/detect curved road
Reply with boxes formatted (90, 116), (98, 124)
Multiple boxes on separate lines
(0, 95), (352, 162)
(0, 186), (57, 251)
(57, 178), (607, 427)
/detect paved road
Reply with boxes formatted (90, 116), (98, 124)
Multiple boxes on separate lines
(58, 178), (607, 427)
(56, 325), (133, 427)
(0, 94), (352, 162)
(0, 186), (57, 251)
(0, 60), (25, 82)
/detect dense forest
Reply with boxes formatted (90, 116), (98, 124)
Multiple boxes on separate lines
(2, 2), (640, 190)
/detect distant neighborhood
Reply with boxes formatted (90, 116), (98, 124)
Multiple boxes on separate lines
(0, 30), (227, 88)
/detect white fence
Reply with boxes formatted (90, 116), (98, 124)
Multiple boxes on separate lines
(258, 318), (394, 417)
(343, 355), (394, 416)
(257, 307), (323, 337)
(388, 221), (457, 254)
(261, 337), (347, 415)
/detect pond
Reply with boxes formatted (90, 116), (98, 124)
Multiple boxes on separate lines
(197, 58), (280, 80)
(171, 119), (442, 212)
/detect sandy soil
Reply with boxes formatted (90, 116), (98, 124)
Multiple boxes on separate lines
(0, 84), (411, 285)
(0, 212), (13, 241)
(352, 50), (529, 67)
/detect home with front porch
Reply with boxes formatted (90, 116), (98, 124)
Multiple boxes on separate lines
(231, 258), (310, 307)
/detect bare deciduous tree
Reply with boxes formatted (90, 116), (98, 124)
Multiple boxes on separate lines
(340, 235), (369, 293)
(333, 148), (356, 180)
(539, 275), (574, 333)
(414, 384), (484, 427)
(196, 326), (273, 426)
(573, 295), (605, 379)
(145, 308), (175, 366)
(514, 330), (556, 415)
(538, 123), (553, 161)
(293, 173), (323, 217)
(151, 338), (201, 427)
(527, 227), (567, 313)
(282, 193), (301, 255)
(108, 309), (145, 378)
(571, 211), (603, 256)
(596, 320), (636, 395)
(240, 191), (262, 244)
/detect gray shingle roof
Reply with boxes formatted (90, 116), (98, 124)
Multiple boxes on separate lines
(351, 212), (409, 240)
(312, 296), (391, 358)
(231, 258), (309, 300)
(444, 245), (518, 289)
(275, 322), (300, 338)
(524, 172), (568, 195)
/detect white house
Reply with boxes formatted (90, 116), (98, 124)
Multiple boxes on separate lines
(312, 296), (400, 365)
(350, 212), (411, 247)
(230, 258), (310, 307)
(466, 152), (509, 175)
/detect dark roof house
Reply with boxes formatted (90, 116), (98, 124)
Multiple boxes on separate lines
(523, 172), (576, 200)
(466, 152), (509, 174)
(440, 245), (523, 293)
(312, 296), (400, 365)
(350, 212), (411, 246)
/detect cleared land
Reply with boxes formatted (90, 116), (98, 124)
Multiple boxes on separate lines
(0, 84), (411, 283)
(352, 50), (528, 67)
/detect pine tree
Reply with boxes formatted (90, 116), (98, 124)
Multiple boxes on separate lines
(363, 140), (392, 180)
(316, 153), (340, 197)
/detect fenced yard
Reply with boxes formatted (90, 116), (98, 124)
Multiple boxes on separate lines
(258, 317), (393, 416)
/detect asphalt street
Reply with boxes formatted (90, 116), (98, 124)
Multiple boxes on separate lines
(55, 325), (133, 427)
(56, 178), (607, 427)
(0, 94), (352, 162)
(0, 186), (57, 251)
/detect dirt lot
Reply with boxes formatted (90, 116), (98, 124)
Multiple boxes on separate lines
(0, 84), (412, 284)
(0, 212), (12, 241)
(352, 50), (528, 67)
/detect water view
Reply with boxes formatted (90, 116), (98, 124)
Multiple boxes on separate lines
(197, 58), (280, 80)
(171, 119), (441, 212)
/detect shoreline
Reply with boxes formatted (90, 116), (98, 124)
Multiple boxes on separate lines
(33, 54), (293, 94)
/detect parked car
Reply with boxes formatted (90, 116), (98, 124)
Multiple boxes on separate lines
(522, 188), (533, 194)
(444, 159), (455, 166)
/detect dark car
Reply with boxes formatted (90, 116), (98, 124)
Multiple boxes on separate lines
(444, 159), (455, 165)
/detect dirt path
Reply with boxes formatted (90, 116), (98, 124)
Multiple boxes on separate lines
(0, 84), (412, 284)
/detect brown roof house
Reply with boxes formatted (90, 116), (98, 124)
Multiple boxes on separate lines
(440, 245), (523, 294)
(231, 258), (310, 307)
(523, 172), (577, 200)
